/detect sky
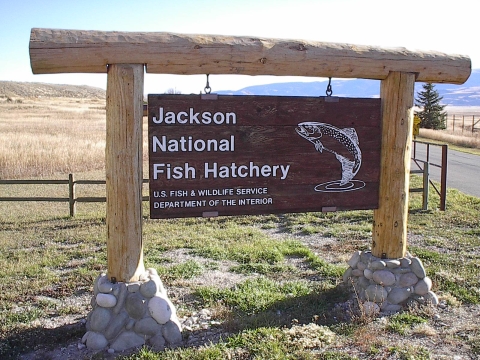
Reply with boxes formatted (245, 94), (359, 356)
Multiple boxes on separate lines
(0, 0), (477, 94)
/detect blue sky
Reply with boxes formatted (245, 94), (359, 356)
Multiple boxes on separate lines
(0, 0), (476, 94)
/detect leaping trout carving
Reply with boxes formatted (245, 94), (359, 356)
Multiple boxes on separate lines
(296, 122), (365, 192)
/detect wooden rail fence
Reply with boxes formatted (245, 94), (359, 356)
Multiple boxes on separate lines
(446, 114), (480, 133)
(0, 174), (149, 217)
(1, 153), (443, 217)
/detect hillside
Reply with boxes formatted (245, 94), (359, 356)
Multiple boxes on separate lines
(0, 81), (105, 99)
(3, 71), (480, 106)
(218, 69), (480, 107)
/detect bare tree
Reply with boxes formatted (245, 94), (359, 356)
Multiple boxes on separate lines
(165, 88), (181, 94)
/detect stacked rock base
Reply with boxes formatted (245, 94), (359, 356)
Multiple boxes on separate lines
(343, 251), (438, 314)
(82, 268), (182, 352)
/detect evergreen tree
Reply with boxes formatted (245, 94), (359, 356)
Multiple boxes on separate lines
(415, 83), (447, 129)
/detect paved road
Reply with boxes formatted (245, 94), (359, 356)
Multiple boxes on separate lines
(411, 142), (480, 198)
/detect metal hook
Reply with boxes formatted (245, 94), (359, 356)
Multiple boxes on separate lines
(204, 74), (211, 94)
(326, 77), (333, 97)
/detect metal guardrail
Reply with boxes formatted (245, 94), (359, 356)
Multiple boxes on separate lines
(0, 174), (149, 217)
(410, 161), (429, 210)
(411, 140), (448, 211)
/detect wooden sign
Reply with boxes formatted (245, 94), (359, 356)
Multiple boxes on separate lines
(148, 95), (381, 218)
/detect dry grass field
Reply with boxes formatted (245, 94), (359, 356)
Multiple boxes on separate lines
(0, 95), (150, 180)
(430, 106), (480, 150)
(419, 128), (480, 151)
(0, 96), (106, 179)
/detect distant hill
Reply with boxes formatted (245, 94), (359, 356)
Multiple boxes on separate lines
(433, 69), (480, 106)
(3, 69), (480, 106)
(218, 69), (480, 107)
(0, 81), (105, 99)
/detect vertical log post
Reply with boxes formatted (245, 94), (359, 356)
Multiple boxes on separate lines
(372, 71), (415, 259)
(106, 64), (145, 282)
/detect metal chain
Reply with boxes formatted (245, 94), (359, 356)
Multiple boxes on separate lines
(326, 77), (333, 97)
(204, 74), (212, 94)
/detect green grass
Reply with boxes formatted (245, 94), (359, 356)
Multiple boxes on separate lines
(0, 308), (44, 328)
(196, 277), (312, 315)
(387, 345), (431, 360)
(121, 345), (229, 360)
(407, 176), (480, 304)
(230, 262), (296, 275)
(386, 313), (428, 335)
(1, 172), (480, 358)
(279, 210), (373, 241)
(154, 260), (206, 281)
(316, 353), (358, 360)
(122, 325), (336, 360)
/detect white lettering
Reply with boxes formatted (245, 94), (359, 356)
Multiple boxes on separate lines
(164, 111), (175, 124)
(204, 162), (217, 179)
(280, 165), (290, 180)
(154, 200), (207, 209)
(177, 111), (188, 124)
(226, 112), (236, 124)
(154, 108), (237, 125)
(236, 187), (268, 195)
(261, 165), (271, 177)
(198, 188), (234, 196)
(152, 163), (196, 180)
(189, 108), (200, 124)
(153, 190), (167, 198)
(218, 165), (231, 178)
(238, 197), (273, 205)
(202, 112), (211, 124)
(203, 162), (290, 179)
(194, 140), (206, 152)
(249, 162), (259, 177)
(213, 112), (224, 124)
(152, 135), (235, 153)
(153, 163), (164, 180)
(237, 165), (248, 178)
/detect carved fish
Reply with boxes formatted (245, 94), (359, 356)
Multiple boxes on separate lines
(296, 122), (362, 185)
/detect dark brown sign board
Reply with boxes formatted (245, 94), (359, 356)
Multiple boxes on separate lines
(148, 94), (381, 219)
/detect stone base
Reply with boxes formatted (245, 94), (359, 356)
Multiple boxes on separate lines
(343, 251), (438, 314)
(82, 268), (182, 352)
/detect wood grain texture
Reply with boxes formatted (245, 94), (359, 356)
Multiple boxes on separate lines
(29, 28), (471, 84)
(106, 64), (145, 282)
(148, 95), (382, 218)
(372, 72), (416, 259)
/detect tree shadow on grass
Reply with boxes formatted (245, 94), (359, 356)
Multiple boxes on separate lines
(0, 320), (86, 360)
(0, 216), (106, 235)
(219, 284), (351, 334)
(408, 208), (434, 215)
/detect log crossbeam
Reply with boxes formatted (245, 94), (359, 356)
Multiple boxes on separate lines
(29, 28), (471, 84)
